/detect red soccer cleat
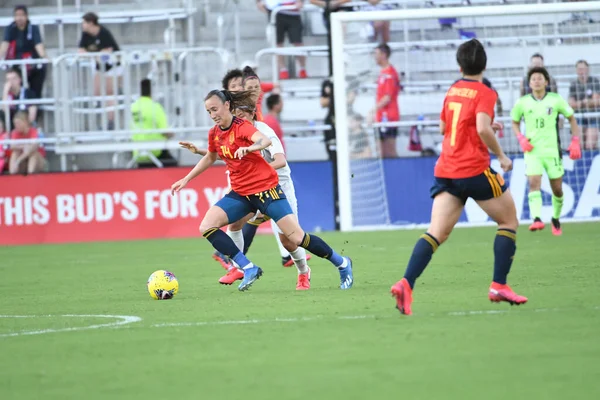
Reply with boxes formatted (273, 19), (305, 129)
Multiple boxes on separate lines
(212, 251), (232, 270)
(283, 254), (312, 267)
(391, 278), (413, 315)
(488, 282), (528, 305)
(529, 218), (545, 231)
(279, 69), (289, 80)
(298, 69), (308, 79)
(551, 218), (562, 236)
(296, 268), (311, 291)
(219, 268), (244, 285)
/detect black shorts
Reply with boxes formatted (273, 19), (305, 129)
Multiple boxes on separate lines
(379, 127), (398, 140)
(431, 167), (507, 204)
(275, 13), (303, 44)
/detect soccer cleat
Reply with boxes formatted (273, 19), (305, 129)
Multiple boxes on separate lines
(219, 268), (244, 285)
(529, 218), (545, 231)
(488, 282), (528, 305)
(551, 218), (562, 236)
(283, 254), (312, 267)
(238, 266), (264, 291)
(296, 268), (311, 291)
(391, 278), (413, 315)
(338, 257), (354, 290)
(298, 69), (308, 79)
(279, 69), (289, 80)
(212, 251), (232, 270)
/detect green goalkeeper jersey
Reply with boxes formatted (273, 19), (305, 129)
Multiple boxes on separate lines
(511, 93), (574, 158)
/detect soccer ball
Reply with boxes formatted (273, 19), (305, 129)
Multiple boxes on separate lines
(147, 270), (179, 300)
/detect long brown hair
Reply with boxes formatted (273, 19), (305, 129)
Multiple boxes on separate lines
(204, 89), (256, 112)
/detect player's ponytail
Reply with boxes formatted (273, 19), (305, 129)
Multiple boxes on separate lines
(204, 89), (256, 113)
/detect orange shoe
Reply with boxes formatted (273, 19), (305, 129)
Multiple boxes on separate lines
(298, 69), (308, 79)
(390, 278), (413, 315)
(279, 69), (289, 80)
(212, 251), (232, 270)
(529, 218), (545, 231)
(551, 218), (562, 236)
(283, 254), (312, 267)
(296, 268), (311, 291)
(219, 268), (244, 285)
(488, 282), (528, 305)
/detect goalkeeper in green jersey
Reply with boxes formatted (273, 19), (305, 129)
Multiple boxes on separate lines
(511, 67), (582, 236)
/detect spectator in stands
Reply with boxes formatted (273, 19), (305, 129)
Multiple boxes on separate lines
(319, 78), (336, 162)
(256, 0), (307, 80)
(569, 60), (600, 150)
(8, 111), (45, 175)
(349, 113), (372, 159)
(78, 12), (121, 130)
(0, 119), (9, 173)
(2, 67), (37, 130)
(0, 5), (47, 99)
(520, 53), (557, 96)
(310, 0), (352, 32)
(130, 79), (174, 166)
(360, 0), (392, 43)
(263, 93), (285, 150)
(373, 43), (400, 158)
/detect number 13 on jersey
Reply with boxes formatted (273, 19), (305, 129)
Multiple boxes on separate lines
(448, 102), (463, 146)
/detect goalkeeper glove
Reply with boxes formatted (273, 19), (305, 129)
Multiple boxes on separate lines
(568, 136), (581, 160)
(517, 133), (533, 152)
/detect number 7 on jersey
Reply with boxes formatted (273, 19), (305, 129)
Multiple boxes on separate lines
(448, 102), (462, 146)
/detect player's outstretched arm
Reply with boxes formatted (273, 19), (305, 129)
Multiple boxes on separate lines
(171, 152), (218, 195)
(234, 131), (272, 159)
(477, 112), (512, 172)
(179, 141), (208, 156)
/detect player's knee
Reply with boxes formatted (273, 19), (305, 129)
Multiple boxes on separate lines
(229, 220), (245, 231)
(279, 234), (297, 252)
(199, 219), (217, 236)
(552, 186), (563, 197)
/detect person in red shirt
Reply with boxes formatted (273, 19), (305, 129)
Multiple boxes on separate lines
(373, 43), (400, 158)
(8, 110), (45, 175)
(263, 94), (285, 150)
(390, 39), (527, 315)
(171, 89), (353, 291)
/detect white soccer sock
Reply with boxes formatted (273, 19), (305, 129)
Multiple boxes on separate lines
(271, 219), (289, 258)
(338, 257), (348, 269)
(227, 228), (244, 252)
(290, 247), (309, 275)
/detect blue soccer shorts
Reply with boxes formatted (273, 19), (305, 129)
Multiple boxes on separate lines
(215, 184), (294, 224)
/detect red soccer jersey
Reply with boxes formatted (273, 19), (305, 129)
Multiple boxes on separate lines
(255, 93), (264, 122)
(208, 117), (278, 196)
(376, 65), (400, 122)
(434, 79), (497, 179)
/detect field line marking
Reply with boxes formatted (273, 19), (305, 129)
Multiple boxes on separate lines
(0, 314), (142, 338)
(149, 306), (600, 329)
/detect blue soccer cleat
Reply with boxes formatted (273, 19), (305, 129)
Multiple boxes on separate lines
(238, 266), (264, 291)
(339, 257), (354, 290)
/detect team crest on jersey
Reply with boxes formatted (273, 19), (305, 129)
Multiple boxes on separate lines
(229, 131), (235, 144)
(547, 107), (553, 115)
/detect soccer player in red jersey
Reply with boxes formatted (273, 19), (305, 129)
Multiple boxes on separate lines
(171, 89), (354, 291)
(374, 43), (400, 158)
(390, 39), (527, 315)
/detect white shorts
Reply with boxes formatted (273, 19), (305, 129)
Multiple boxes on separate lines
(249, 180), (298, 234)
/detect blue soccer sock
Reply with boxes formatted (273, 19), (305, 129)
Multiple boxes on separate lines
(203, 228), (252, 269)
(493, 229), (516, 285)
(403, 233), (439, 289)
(300, 233), (346, 268)
(242, 223), (259, 254)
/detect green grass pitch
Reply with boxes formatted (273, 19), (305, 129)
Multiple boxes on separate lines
(1, 223), (600, 399)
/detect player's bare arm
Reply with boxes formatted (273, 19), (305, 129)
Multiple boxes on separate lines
(439, 121), (446, 135)
(476, 112), (512, 172)
(179, 141), (208, 156)
(234, 131), (272, 159)
(567, 114), (581, 139)
(171, 151), (218, 195)
(269, 153), (287, 170)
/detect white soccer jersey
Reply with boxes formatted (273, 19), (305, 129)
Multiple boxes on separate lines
(254, 121), (291, 185)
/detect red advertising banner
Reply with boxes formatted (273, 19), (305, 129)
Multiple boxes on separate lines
(0, 166), (271, 246)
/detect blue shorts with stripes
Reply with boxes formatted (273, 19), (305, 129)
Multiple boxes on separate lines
(215, 184), (293, 224)
(430, 166), (507, 204)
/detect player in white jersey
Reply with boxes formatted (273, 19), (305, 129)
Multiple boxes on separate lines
(179, 96), (312, 290)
